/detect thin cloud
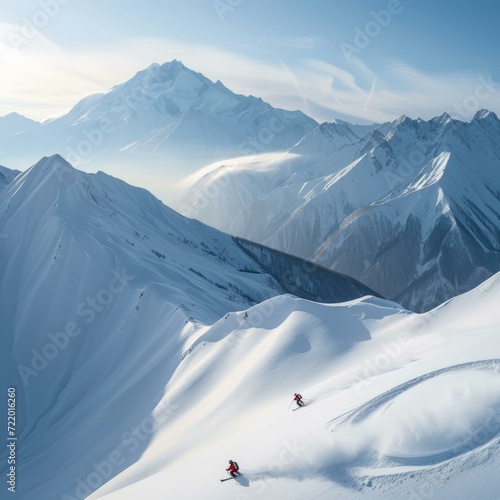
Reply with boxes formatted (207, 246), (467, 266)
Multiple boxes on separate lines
(361, 78), (377, 117)
(279, 57), (500, 123)
(272, 35), (327, 49)
(0, 29), (499, 124)
(0, 24), (123, 118)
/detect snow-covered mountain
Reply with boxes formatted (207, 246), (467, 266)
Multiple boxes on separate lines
(2, 155), (500, 499)
(92, 272), (500, 500)
(0, 155), (375, 500)
(177, 110), (500, 312)
(0, 61), (317, 200)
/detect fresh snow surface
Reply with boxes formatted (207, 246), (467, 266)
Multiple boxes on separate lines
(86, 273), (500, 500)
(1, 155), (499, 500)
(0, 155), (372, 500)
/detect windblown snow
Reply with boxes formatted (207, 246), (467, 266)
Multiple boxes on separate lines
(177, 110), (500, 313)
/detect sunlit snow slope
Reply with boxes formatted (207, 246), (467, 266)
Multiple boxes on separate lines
(0, 155), (373, 500)
(92, 274), (500, 500)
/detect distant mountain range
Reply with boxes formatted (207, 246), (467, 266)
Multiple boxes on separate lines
(0, 60), (316, 199)
(1, 60), (498, 312)
(177, 110), (500, 312)
(2, 58), (500, 498)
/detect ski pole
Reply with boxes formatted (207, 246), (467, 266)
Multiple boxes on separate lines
(287, 400), (293, 410)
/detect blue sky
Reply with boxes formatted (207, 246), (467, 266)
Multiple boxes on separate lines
(1, 0), (499, 123)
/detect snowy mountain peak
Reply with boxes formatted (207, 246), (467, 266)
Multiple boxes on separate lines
(150, 59), (196, 84)
(357, 128), (387, 156)
(435, 111), (453, 125)
(166, 58), (184, 68)
(106, 59), (208, 111)
(26, 154), (75, 181)
(394, 114), (421, 130)
(124, 59), (190, 86)
(0, 61), (316, 198)
(473, 108), (499, 122)
(0, 111), (39, 125)
(3, 155), (85, 218)
(395, 114), (409, 124)
(61, 59), (231, 129)
(386, 115), (419, 139)
(2, 111), (34, 121)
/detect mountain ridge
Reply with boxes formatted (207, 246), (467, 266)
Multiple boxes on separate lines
(0, 153), (379, 498)
(177, 110), (500, 311)
(0, 61), (317, 200)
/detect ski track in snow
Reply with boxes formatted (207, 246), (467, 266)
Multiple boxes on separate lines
(323, 358), (500, 495)
(339, 359), (500, 427)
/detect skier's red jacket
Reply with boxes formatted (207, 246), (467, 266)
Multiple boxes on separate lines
(227, 463), (238, 472)
(294, 394), (302, 401)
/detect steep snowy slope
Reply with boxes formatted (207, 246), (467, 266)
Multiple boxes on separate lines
(0, 164), (20, 190)
(177, 111), (500, 312)
(0, 155), (373, 500)
(0, 61), (317, 200)
(90, 273), (500, 500)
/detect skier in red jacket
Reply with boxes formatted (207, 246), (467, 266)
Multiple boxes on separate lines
(226, 460), (239, 477)
(294, 393), (305, 407)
